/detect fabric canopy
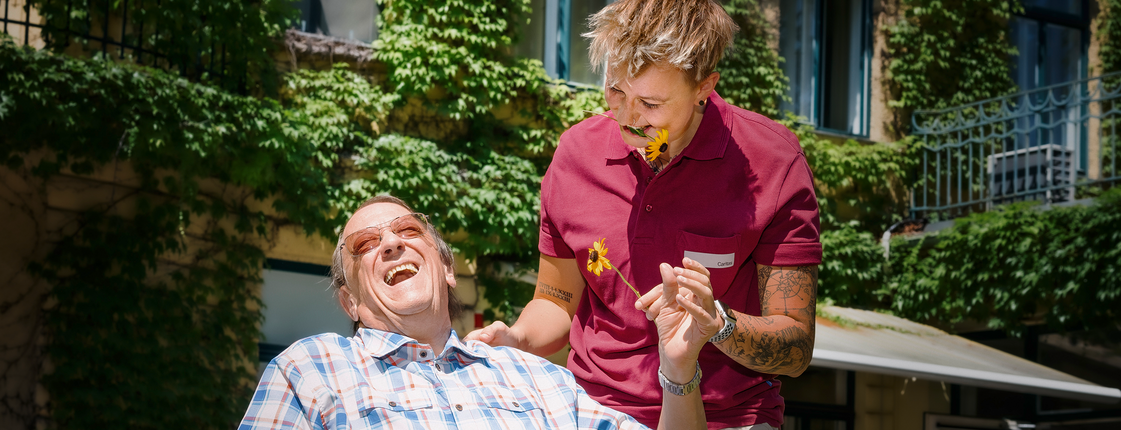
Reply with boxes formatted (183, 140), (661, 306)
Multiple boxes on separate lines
(812, 306), (1121, 404)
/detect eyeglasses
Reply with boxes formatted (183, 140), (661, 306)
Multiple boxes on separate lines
(341, 213), (430, 256)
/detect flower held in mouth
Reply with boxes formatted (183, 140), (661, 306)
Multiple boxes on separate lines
(644, 129), (669, 162)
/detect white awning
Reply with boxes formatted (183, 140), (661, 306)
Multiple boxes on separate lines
(812, 306), (1121, 404)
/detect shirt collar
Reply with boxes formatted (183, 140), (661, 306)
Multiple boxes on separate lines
(604, 91), (732, 162)
(357, 328), (488, 362)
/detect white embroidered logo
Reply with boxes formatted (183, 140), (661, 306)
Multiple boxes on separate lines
(683, 251), (735, 269)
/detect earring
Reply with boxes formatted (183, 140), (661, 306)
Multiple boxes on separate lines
(698, 99), (706, 107)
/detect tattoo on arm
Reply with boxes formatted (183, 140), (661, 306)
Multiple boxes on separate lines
(720, 265), (818, 375)
(536, 282), (573, 303)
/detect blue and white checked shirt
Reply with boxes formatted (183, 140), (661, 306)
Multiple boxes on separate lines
(239, 329), (650, 430)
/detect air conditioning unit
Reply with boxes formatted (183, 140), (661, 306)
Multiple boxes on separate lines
(988, 143), (1074, 205)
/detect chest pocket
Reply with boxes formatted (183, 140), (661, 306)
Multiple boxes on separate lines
(678, 230), (741, 298)
(357, 387), (436, 425)
(471, 386), (543, 422)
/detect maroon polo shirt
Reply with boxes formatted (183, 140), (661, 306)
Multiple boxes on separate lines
(539, 92), (822, 429)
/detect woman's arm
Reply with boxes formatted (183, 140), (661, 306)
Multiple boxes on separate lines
(713, 264), (817, 377)
(464, 255), (586, 357)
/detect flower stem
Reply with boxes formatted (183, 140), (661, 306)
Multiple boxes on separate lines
(615, 270), (641, 298)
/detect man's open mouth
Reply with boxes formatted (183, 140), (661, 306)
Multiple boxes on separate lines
(384, 263), (418, 286)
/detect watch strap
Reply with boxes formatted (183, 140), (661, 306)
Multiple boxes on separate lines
(709, 300), (736, 343)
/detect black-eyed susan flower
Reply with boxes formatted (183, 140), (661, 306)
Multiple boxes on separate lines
(644, 129), (669, 163)
(587, 238), (612, 276)
(588, 238), (641, 298)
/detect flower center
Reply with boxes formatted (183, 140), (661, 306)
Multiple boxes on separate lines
(589, 250), (599, 263)
(659, 143), (667, 152)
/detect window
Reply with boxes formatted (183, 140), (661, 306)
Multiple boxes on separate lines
(778, 0), (871, 136)
(294, 0), (379, 43)
(778, 367), (855, 430)
(1007, 0), (1089, 173)
(514, 0), (612, 87)
(258, 260), (353, 363)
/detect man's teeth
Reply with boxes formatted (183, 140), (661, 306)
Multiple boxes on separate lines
(384, 263), (419, 284)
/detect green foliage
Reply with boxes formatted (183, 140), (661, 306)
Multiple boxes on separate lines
(883, 0), (1021, 134)
(370, 0), (608, 321)
(718, 0), (789, 118)
(0, 38), (350, 427)
(29, 0), (296, 93)
(820, 189), (1121, 342)
(1099, 0), (1121, 74)
(338, 134), (542, 260)
(3, 0), (606, 420)
(373, 0), (536, 120)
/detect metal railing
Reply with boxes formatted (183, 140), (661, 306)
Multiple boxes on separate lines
(2, 0), (250, 91)
(910, 72), (1121, 220)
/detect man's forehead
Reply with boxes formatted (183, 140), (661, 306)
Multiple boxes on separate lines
(344, 203), (410, 236)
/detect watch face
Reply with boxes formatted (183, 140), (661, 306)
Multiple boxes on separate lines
(718, 300), (736, 321)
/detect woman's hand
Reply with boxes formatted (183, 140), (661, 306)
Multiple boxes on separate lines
(635, 257), (719, 323)
(642, 258), (722, 380)
(464, 321), (523, 348)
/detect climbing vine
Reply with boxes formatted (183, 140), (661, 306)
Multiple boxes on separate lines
(883, 0), (1022, 135)
(718, 0), (789, 118)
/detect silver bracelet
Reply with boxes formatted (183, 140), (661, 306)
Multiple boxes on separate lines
(658, 362), (702, 396)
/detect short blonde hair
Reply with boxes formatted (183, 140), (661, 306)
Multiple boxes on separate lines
(585, 0), (738, 85)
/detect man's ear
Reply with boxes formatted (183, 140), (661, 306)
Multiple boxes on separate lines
(337, 286), (359, 321)
(445, 263), (457, 289)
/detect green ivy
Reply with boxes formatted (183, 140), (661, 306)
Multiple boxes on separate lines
(0, 39), (340, 428)
(1, 0), (608, 417)
(373, 0), (535, 120)
(881, 190), (1121, 341)
(29, 0), (296, 94)
(1100, 0), (1121, 75)
(883, 0), (1022, 135)
(717, 0), (789, 118)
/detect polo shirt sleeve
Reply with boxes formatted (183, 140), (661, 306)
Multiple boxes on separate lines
(752, 153), (822, 267)
(538, 179), (576, 259)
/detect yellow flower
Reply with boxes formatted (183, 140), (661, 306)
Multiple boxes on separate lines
(644, 129), (669, 162)
(587, 238), (612, 276)
(587, 238), (641, 298)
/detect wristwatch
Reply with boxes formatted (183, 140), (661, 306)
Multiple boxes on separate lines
(658, 362), (702, 396)
(709, 300), (737, 344)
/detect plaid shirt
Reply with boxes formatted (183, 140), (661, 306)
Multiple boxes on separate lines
(239, 329), (649, 430)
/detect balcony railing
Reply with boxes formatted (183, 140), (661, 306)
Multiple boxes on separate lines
(910, 72), (1121, 220)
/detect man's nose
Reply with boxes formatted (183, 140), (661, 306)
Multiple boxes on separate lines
(379, 230), (406, 257)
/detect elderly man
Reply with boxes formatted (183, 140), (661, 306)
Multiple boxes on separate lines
(239, 195), (717, 429)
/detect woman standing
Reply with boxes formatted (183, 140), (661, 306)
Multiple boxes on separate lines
(467, 1), (821, 428)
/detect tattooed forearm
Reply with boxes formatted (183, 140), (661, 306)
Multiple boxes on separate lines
(536, 282), (573, 303)
(724, 323), (815, 375)
(716, 265), (818, 376)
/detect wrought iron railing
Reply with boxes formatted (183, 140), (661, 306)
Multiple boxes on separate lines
(910, 72), (1121, 220)
(1, 0), (293, 92)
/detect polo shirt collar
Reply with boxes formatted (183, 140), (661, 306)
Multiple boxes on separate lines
(604, 91), (732, 162)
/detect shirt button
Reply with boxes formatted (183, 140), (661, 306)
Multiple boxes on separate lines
(435, 363), (442, 371)
(388, 401), (397, 407)
(646, 177), (652, 184)
(513, 402), (520, 408)
(420, 352), (427, 358)
(455, 404), (464, 411)
(645, 205), (653, 212)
